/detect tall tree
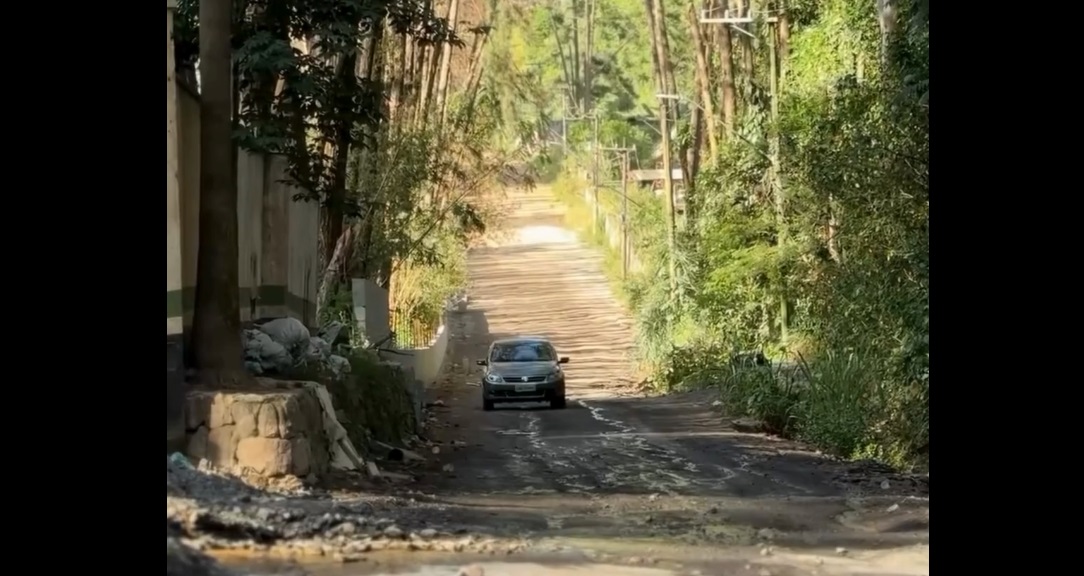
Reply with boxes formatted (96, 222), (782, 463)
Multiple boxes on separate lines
(732, 0), (754, 101)
(435, 0), (462, 127)
(715, 0), (737, 137)
(190, 0), (247, 385)
(647, 0), (678, 293)
(687, 1), (717, 159)
(643, 0), (664, 94)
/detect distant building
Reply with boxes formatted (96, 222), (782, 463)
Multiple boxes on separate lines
(628, 168), (686, 213)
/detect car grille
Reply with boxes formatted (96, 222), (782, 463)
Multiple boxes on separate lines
(502, 375), (546, 383)
(491, 389), (548, 398)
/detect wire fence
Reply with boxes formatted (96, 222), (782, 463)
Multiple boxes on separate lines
(389, 308), (441, 349)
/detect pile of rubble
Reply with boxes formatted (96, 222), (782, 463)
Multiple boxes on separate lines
(243, 318), (351, 377)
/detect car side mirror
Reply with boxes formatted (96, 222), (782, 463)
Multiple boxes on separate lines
(558, 357), (570, 364)
(476, 359), (488, 366)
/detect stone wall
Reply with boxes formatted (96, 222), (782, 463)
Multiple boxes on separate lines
(184, 382), (330, 478)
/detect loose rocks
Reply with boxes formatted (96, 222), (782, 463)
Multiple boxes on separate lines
(168, 456), (530, 563)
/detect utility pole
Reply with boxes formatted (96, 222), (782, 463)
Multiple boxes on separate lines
(601, 144), (636, 278)
(561, 100), (568, 156)
(592, 113), (601, 225)
(562, 112), (594, 174)
(656, 93), (678, 296)
(768, 15), (787, 340)
(620, 145), (631, 278)
(563, 111), (597, 220)
(699, 7), (788, 339)
(624, 146), (633, 277)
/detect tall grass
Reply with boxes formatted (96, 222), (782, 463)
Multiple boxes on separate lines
(719, 350), (919, 467)
(795, 352), (877, 458)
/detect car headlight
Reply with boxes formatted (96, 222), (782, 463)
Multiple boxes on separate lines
(485, 373), (502, 384)
(546, 371), (562, 382)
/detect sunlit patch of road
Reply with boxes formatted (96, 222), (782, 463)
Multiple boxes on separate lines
(467, 188), (640, 401)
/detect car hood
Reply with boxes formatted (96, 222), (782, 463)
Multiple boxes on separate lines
(489, 361), (558, 377)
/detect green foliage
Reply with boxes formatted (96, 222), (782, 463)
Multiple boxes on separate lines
(720, 364), (804, 436)
(709, 350), (922, 468)
(174, 0), (532, 355)
(172, 0), (460, 207)
(353, 88), (524, 329)
(288, 349), (416, 450)
(794, 352), (877, 458)
(525, 0), (928, 468)
(318, 282), (356, 329)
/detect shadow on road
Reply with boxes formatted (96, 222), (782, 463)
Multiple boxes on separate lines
(416, 188), (929, 561)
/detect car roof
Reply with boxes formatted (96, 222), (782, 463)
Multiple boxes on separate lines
(492, 336), (551, 345)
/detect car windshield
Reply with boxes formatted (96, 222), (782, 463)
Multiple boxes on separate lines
(491, 341), (556, 362)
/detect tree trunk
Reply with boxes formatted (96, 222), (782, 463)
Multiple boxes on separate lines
(462, 32), (490, 117)
(419, 42), (441, 127)
(549, 15), (575, 107)
(655, 1), (677, 96)
(415, 1), (439, 127)
(732, 0), (754, 103)
(877, 0), (897, 65)
(314, 224), (357, 322)
(648, 0), (678, 296)
(351, 20), (389, 282)
(408, 35), (426, 121)
(687, 97), (703, 189)
(652, 0), (687, 193)
(434, 0), (461, 128)
(688, 1), (718, 158)
(389, 31), (408, 124)
(716, 0), (737, 138)
(776, 0), (791, 81)
(643, 0), (664, 94)
(321, 48), (359, 267)
(571, 0), (582, 109)
(583, 0), (596, 112)
(191, 0), (247, 386)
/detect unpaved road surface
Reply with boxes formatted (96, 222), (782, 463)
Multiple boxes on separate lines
(406, 187), (929, 574)
(173, 187), (928, 576)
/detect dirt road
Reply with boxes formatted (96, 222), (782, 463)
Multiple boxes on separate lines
(182, 186), (928, 576)
(410, 187), (930, 574)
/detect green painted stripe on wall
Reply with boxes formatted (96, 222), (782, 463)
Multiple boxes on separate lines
(165, 285), (316, 320)
(167, 289), (185, 319)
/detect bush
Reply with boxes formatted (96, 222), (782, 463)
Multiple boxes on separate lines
(287, 350), (416, 453)
(719, 363), (803, 436)
(709, 350), (925, 468)
(794, 352), (876, 458)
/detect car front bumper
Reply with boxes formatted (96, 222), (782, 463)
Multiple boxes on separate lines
(483, 379), (565, 402)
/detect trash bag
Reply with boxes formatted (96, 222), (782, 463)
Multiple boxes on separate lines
(258, 317), (311, 353)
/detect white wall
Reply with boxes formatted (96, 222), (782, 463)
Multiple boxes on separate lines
(396, 323), (450, 386)
(166, 4), (182, 337)
(174, 86), (320, 327)
(349, 277), (449, 386)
